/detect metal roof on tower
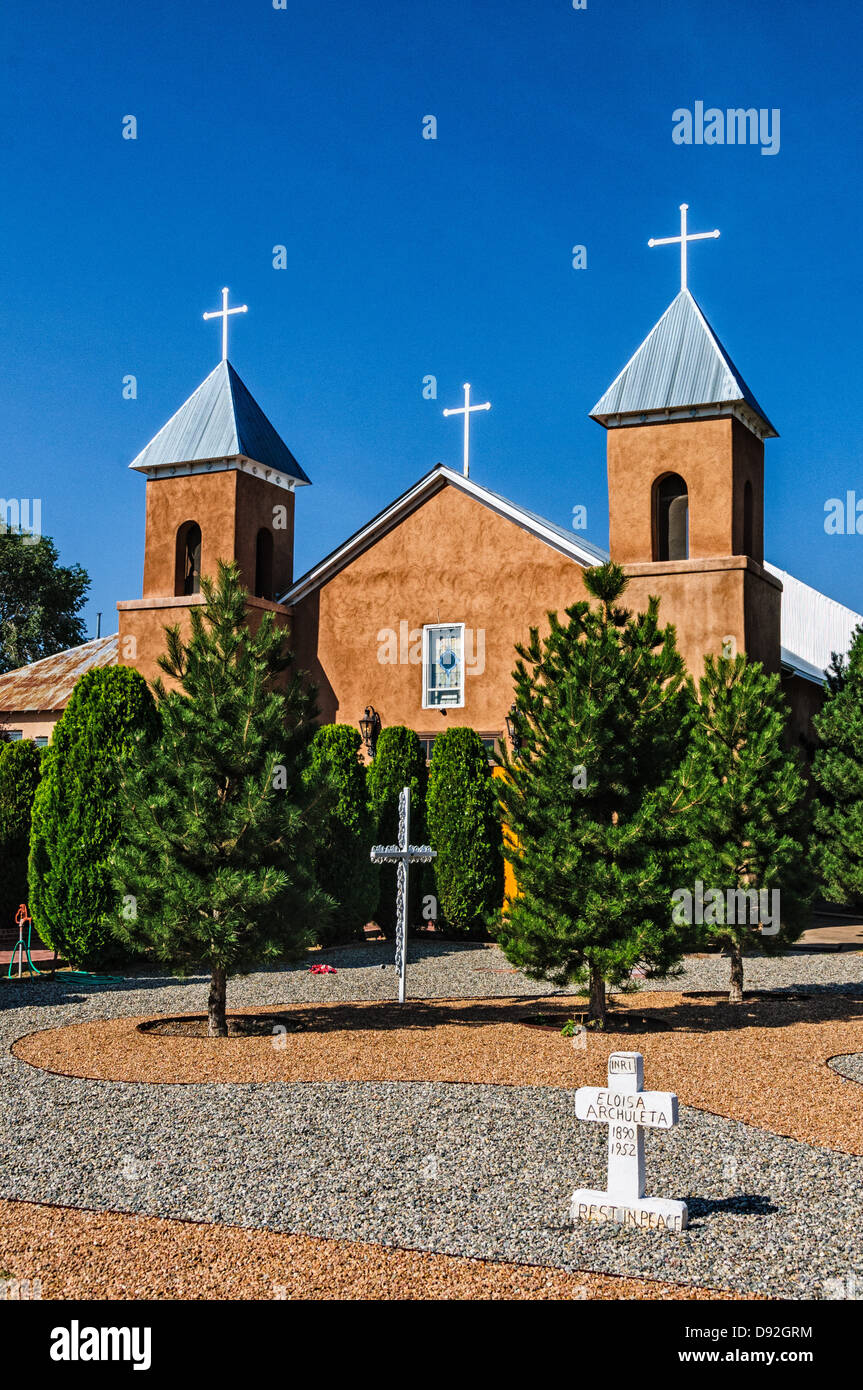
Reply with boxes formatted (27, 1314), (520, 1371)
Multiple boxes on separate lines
(128, 359), (311, 485)
(590, 289), (777, 439)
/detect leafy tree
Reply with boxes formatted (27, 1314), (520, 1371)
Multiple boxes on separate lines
(811, 624), (863, 906)
(682, 654), (812, 1002)
(304, 723), (379, 943)
(110, 561), (331, 1035)
(0, 739), (42, 931)
(495, 563), (694, 1027)
(366, 725), (428, 936)
(426, 726), (503, 935)
(29, 666), (158, 968)
(0, 531), (89, 673)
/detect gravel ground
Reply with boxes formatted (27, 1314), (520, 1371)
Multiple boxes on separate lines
(2, 944), (863, 1301)
(829, 1053), (863, 1086)
(14, 986), (863, 1152)
(0, 1199), (734, 1301)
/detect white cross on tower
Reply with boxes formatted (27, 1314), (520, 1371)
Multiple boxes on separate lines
(203, 287), (248, 361)
(370, 786), (436, 1004)
(648, 203), (720, 292)
(443, 382), (491, 478)
(571, 1051), (688, 1233)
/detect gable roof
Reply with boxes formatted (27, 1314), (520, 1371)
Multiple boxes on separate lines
(128, 360), (311, 485)
(590, 289), (777, 439)
(765, 563), (862, 683)
(280, 465), (608, 606)
(0, 634), (119, 714)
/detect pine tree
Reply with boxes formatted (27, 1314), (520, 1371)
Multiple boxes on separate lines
(495, 563), (694, 1026)
(426, 726), (503, 935)
(366, 725), (427, 936)
(811, 623), (863, 906)
(110, 561), (331, 1035)
(0, 739), (42, 930)
(683, 654), (812, 1002)
(304, 723), (379, 943)
(29, 666), (158, 968)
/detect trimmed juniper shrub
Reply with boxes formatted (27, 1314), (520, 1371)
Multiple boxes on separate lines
(366, 725), (427, 936)
(427, 726), (503, 937)
(0, 738), (42, 931)
(29, 665), (158, 969)
(305, 723), (379, 944)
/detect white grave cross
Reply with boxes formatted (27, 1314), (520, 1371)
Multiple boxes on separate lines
(370, 786), (436, 1004)
(571, 1051), (688, 1233)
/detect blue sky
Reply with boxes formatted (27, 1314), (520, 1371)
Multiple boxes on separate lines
(2, 0), (862, 632)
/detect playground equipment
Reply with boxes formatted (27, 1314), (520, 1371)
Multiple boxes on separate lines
(7, 903), (42, 979)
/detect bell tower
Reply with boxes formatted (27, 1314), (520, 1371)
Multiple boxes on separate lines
(117, 290), (311, 683)
(591, 211), (781, 675)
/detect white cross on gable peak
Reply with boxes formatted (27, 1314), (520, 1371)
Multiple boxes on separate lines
(442, 382), (491, 478)
(648, 203), (720, 292)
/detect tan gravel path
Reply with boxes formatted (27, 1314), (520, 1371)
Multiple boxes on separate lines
(0, 1198), (741, 1301)
(13, 991), (863, 1153)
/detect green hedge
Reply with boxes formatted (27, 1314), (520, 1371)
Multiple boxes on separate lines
(366, 725), (427, 935)
(0, 739), (42, 931)
(305, 724), (379, 944)
(29, 666), (158, 969)
(427, 727), (503, 935)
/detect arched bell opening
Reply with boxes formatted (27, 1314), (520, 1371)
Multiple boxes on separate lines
(254, 527), (274, 600)
(653, 473), (689, 561)
(175, 521), (202, 596)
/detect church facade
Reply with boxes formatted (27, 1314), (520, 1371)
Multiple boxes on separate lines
(2, 282), (860, 760)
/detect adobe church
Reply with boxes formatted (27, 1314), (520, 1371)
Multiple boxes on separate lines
(2, 214), (860, 755)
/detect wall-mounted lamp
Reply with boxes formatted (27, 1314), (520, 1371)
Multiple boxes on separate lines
(504, 702), (522, 756)
(359, 706), (381, 758)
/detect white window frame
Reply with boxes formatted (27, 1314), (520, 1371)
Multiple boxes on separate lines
(422, 622), (465, 710)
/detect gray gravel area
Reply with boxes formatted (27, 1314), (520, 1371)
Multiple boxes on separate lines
(829, 1053), (863, 1086)
(2, 943), (862, 1300)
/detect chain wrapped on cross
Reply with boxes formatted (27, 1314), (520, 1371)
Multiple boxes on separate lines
(370, 786), (436, 1003)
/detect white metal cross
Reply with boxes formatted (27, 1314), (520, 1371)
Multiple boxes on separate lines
(648, 203), (720, 292)
(571, 1051), (688, 1233)
(203, 286), (248, 361)
(370, 786), (436, 1004)
(443, 382), (491, 478)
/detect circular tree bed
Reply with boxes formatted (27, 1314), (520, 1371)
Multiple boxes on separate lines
(519, 1009), (672, 1034)
(138, 1013), (313, 1039)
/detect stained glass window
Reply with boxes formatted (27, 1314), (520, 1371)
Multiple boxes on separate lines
(423, 624), (464, 708)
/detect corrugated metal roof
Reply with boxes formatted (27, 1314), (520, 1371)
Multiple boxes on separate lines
(766, 563), (862, 682)
(590, 290), (777, 437)
(0, 634), (119, 713)
(128, 360), (311, 484)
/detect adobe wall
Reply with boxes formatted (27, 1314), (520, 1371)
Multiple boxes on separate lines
(608, 417), (765, 563)
(290, 484), (590, 739)
(140, 472), (295, 599)
(117, 594), (291, 690)
(620, 556), (782, 677)
(0, 711), (60, 742)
